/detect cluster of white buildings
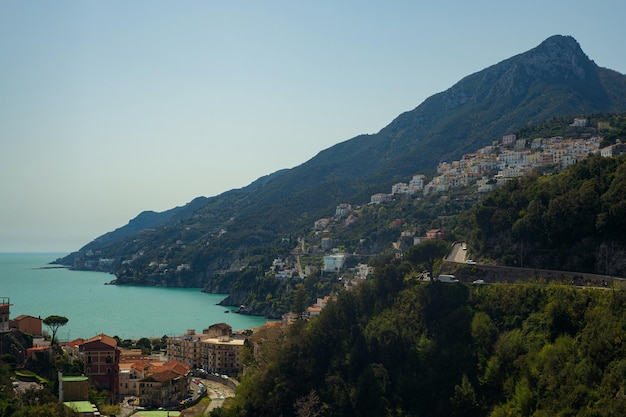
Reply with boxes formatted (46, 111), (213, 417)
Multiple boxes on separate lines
(372, 129), (614, 201)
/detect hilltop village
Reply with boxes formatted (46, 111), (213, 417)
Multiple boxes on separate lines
(67, 117), (626, 324)
(88, 122), (620, 293)
(268, 119), (624, 288)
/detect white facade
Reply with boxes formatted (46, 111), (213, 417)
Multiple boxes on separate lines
(370, 193), (391, 204)
(409, 174), (426, 190)
(323, 254), (346, 272)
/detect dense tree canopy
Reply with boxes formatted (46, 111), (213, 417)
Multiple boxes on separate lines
(211, 259), (626, 417)
(406, 239), (451, 278)
(460, 155), (626, 275)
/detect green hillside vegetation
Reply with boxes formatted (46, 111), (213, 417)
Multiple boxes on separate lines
(0, 353), (79, 417)
(66, 113), (626, 318)
(514, 113), (626, 144)
(458, 153), (626, 276)
(211, 259), (626, 417)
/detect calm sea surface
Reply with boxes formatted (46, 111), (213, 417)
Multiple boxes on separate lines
(0, 253), (269, 341)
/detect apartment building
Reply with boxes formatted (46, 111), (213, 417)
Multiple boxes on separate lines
(79, 334), (121, 394)
(119, 359), (190, 407)
(167, 323), (247, 377)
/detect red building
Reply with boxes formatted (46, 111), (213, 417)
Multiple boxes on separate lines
(425, 229), (445, 239)
(10, 314), (43, 336)
(79, 334), (121, 394)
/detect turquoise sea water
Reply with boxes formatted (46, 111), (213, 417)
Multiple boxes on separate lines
(0, 253), (269, 341)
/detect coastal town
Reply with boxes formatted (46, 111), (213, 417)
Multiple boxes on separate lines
(2, 120), (626, 416)
(1, 295), (334, 416)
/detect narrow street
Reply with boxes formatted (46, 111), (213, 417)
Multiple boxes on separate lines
(181, 377), (236, 416)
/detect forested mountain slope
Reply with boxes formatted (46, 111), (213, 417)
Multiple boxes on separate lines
(458, 154), (626, 276)
(212, 260), (626, 417)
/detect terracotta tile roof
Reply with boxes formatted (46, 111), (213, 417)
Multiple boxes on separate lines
(28, 346), (51, 352)
(161, 360), (190, 375)
(64, 338), (86, 348)
(126, 359), (189, 378)
(81, 333), (118, 348)
(142, 369), (180, 383)
(12, 314), (40, 321)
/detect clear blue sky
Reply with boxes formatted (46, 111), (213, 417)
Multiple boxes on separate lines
(2, 1), (625, 253)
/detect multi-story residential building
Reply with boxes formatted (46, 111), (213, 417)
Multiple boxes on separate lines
(167, 330), (203, 369)
(370, 193), (392, 204)
(355, 264), (374, 278)
(137, 370), (182, 408)
(552, 147), (569, 164)
(391, 182), (416, 195)
(498, 166), (526, 178)
(167, 324), (247, 377)
(335, 203), (352, 217)
(526, 152), (542, 166)
(560, 153), (585, 168)
(502, 134), (517, 146)
(409, 174), (426, 190)
(476, 177), (496, 193)
(458, 154), (475, 170)
(478, 145), (497, 154)
(601, 142), (626, 157)
(119, 359), (190, 407)
(515, 138), (528, 149)
(201, 335), (245, 376)
(498, 150), (527, 167)
(531, 138), (544, 149)
(323, 254), (346, 272)
(79, 334), (121, 394)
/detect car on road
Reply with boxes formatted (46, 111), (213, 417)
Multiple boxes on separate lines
(438, 274), (459, 283)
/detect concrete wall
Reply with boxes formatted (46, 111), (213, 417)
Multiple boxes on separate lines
(442, 262), (625, 288)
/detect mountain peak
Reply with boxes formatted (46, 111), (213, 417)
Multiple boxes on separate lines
(537, 34), (581, 51)
(519, 34), (594, 81)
